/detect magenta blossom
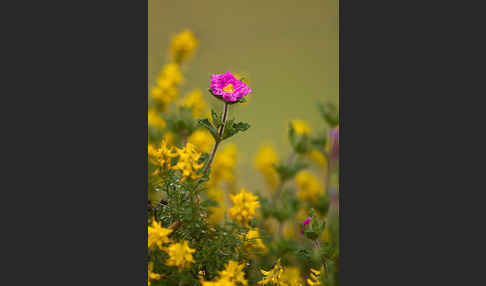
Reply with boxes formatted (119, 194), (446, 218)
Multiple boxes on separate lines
(300, 217), (311, 235)
(209, 72), (252, 102)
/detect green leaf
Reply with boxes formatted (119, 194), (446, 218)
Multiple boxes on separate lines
(274, 161), (308, 182)
(303, 208), (326, 241)
(288, 122), (296, 146)
(197, 118), (218, 140)
(222, 121), (251, 140)
(237, 97), (247, 103)
(310, 133), (328, 150)
(233, 122), (250, 132)
(211, 109), (222, 128)
(317, 102), (339, 127)
(201, 199), (219, 208)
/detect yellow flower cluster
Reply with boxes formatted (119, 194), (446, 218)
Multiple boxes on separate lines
(244, 228), (267, 254)
(259, 259), (304, 286)
(151, 63), (184, 112)
(258, 259), (284, 285)
(291, 119), (311, 135)
(148, 140), (177, 169)
(172, 143), (204, 181)
(147, 262), (162, 286)
(282, 221), (297, 240)
(229, 188), (260, 226)
(207, 187), (226, 224)
(150, 30), (198, 115)
(211, 144), (238, 185)
(206, 144), (238, 224)
(165, 240), (196, 270)
(148, 219), (172, 250)
(307, 268), (322, 286)
(170, 29), (198, 64)
(179, 89), (208, 118)
(280, 267), (304, 286)
(148, 108), (167, 129)
(254, 144), (280, 190)
(308, 149), (328, 171)
(188, 128), (214, 154)
(148, 141), (205, 181)
(295, 170), (324, 202)
(201, 260), (247, 286)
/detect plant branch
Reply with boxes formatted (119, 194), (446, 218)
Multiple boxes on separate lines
(203, 102), (229, 174)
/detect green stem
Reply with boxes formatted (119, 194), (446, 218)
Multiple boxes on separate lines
(203, 102), (229, 174)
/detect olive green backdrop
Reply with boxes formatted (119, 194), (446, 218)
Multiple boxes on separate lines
(149, 0), (338, 189)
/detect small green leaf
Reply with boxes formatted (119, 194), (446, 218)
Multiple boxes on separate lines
(201, 199), (219, 208)
(233, 122), (250, 132)
(222, 121), (251, 140)
(274, 161), (308, 182)
(288, 122), (296, 146)
(237, 97), (247, 103)
(211, 109), (222, 128)
(197, 118), (218, 139)
(317, 102), (339, 127)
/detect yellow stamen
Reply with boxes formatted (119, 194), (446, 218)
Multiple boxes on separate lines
(223, 84), (235, 93)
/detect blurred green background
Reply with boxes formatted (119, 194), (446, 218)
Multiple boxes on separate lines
(149, 0), (338, 190)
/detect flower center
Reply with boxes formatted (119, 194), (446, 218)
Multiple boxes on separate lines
(223, 84), (235, 93)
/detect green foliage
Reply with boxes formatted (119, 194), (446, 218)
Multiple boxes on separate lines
(197, 118), (218, 140)
(317, 102), (339, 127)
(302, 209), (326, 241)
(222, 119), (251, 140)
(274, 161), (308, 182)
(149, 63), (339, 285)
(288, 123), (311, 154)
(211, 108), (222, 128)
(198, 115), (251, 142)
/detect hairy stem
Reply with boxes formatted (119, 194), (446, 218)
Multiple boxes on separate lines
(203, 102), (229, 174)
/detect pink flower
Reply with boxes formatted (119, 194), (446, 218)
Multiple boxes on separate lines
(209, 72), (252, 102)
(300, 217), (311, 235)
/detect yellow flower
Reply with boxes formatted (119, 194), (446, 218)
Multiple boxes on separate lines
(295, 171), (324, 202)
(170, 29), (198, 63)
(156, 63), (183, 86)
(218, 260), (247, 285)
(148, 108), (166, 129)
(172, 143), (205, 181)
(188, 128), (214, 154)
(162, 131), (174, 145)
(148, 140), (177, 169)
(263, 218), (279, 235)
(151, 63), (183, 111)
(179, 89), (207, 118)
(320, 225), (330, 242)
(258, 259), (285, 285)
(147, 219), (172, 249)
(148, 262), (162, 286)
(165, 240), (195, 270)
(281, 267), (303, 286)
(282, 221), (297, 240)
(229, 188), (260, 226)
(254, 144), (280, 190)
(207, 187), (225, 224)
(201, 278), (235, 286)
(297, 208), (309, 223)
(291, 119), (311, 135)
(307, 268), (322, 286)
(308, 149), (327, 171)
(208, 203), (225, 224)
(151, 84), (178, 112)
(210, 144), (238, 186)
(244, 228), (267, 254)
